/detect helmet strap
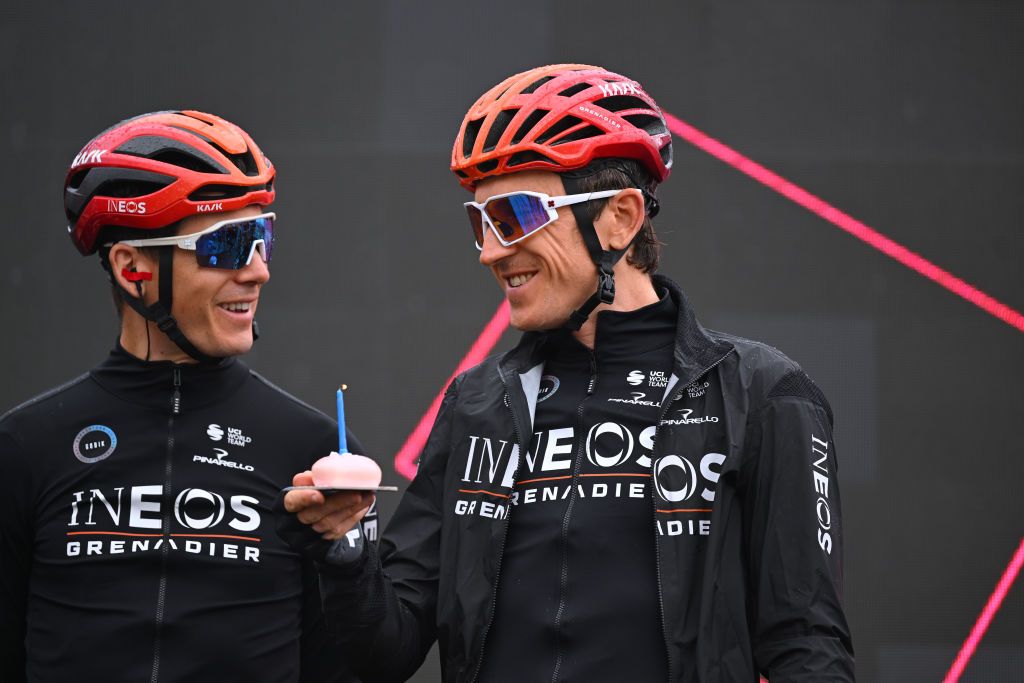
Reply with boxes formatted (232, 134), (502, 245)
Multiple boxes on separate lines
(559, 172), (632, 331)
(115, 248), (219, 364)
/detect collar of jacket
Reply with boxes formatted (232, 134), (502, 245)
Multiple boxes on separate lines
(498, 273), (733, 385)
(89, 343), (251, 412)
(496, 275), (734, 452)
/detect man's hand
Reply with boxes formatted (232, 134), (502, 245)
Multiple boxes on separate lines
(275, 470), (375, 561)
(284, 470), (375, 540)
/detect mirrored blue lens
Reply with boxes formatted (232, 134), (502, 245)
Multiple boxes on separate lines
(487, 194), (550, 242)
(195, 216), (274, 269)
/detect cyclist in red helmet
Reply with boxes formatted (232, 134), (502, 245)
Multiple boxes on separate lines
(282, 65), (854, 682)
(0, 111), (373, 682)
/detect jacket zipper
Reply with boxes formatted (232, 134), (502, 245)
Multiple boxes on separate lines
(549, 351), (596, 683)
(650, 354), (730, 683)
(149, 366), (181, 683)
(469, 368), (525, 683)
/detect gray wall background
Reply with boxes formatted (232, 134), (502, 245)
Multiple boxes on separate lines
(2, 2), (1022, 680)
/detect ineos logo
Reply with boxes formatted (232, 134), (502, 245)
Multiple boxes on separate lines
(654, 455), (698, 502)
(816, 498), (832, 530)
(652, 453), (726, 504)
(585, 422), (634, 468)
(174, 488), (226, 530)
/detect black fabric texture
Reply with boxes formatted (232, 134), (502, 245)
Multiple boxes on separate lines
(0, 346), (368, 682)
(767, 369), (835, 426)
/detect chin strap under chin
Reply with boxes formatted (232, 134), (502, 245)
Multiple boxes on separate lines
(117, 248), (220, 364)
(560, 173), (631, 331)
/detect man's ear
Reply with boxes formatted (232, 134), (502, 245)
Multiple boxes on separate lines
(107, 243), (157, 301)
(595, 188), (645, 251)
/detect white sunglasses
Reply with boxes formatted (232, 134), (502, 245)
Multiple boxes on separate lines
(110, 212), (276, 269)
(465, 190), (624, 250)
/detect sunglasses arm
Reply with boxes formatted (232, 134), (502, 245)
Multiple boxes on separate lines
(547, 189), (624, 210)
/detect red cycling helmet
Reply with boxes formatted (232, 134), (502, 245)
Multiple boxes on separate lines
(451, 63), (672, 191)
(65, 110), (275, 255)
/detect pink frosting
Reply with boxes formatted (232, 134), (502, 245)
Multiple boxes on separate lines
(311, 452), (382, 488)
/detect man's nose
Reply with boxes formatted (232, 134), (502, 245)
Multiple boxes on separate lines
(238, 243), (271, 283)
(478, 226), (516, 266)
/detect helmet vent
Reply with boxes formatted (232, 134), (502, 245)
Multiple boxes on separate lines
(67, 169), (88, 190)
(483, 109), (519, 153)
(507, 150), (556, 168)
(463, 118), (484, 158)
(149, 149), (222, 174)
(594, 95), (650, 113)
(98, 179), (171, 199)
(520, 75), (554, 95)
(223, 149), (259, 177)
(622, 113), (668, 136)
(550, 125), (603, 146)
(536, 115), (583, 145)
(557, 82), (591, 98)
(476, 160), (499, 173)
(188, 184), (260, 201)
(511, 108), (549, 145)
(116, 135), (227, 174)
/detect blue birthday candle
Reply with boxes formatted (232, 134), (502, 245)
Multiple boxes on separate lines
(336, 386), (348, 454)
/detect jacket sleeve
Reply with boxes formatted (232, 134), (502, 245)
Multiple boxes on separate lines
(316, 380), (459, 682)
(0, 426), (32, 683)
(742, 373), (855, 682)
(298, 427), (372, 683)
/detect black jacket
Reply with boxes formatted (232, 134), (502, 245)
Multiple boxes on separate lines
(323, 275), (854, 682)
(0, 346), (365, 682)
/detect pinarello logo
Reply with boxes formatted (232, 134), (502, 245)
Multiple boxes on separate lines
(207, 424), (225, 441)
(627, 370), (645, 386)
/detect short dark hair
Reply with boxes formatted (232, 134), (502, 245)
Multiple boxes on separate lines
(566, 159), (663, 274)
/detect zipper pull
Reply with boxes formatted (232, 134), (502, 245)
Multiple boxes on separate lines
(172, 367), (182, 415)
(586, 353), (597, 395)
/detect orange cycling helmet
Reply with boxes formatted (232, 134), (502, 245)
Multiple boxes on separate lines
(451, 63), (672, 191)
(453, 65), (672, 330)
(65, 110), (275, 255)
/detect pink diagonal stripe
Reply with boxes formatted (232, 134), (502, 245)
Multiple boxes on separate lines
(393, 300), (511, 479)
(664, 113), (1024, 334)
(941, 536), (1024, 683)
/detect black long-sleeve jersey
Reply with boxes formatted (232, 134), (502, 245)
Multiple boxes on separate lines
(0, 346), (369, 682)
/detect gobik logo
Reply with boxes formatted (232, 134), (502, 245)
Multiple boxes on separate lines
(538, 375), (560, 403)
(72, 425), (117, 464)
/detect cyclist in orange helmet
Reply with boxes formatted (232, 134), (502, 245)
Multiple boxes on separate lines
(284, 65), (853, 682)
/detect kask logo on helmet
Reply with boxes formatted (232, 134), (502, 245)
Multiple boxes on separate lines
(71, 148), (106, 168)
(596, 81), (643, 98)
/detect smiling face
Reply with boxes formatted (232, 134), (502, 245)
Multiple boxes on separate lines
(167, 205), (270, 358)
(475, 171), (597, 331)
